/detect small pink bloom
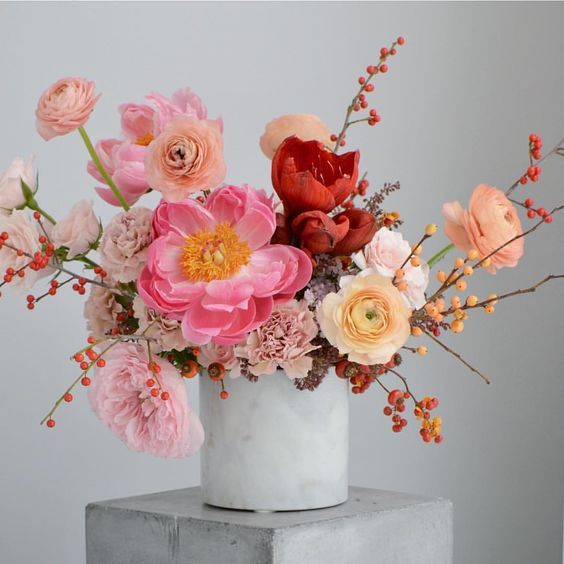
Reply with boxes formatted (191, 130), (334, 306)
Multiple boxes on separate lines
(260, 114), (332, 159)
(0, 157), (36, 214)
(51, 200), (100, 259)
(119, 103), (155, 144)
(83, 280), (123, 338)
(99, 207), (153, 283)
(442, 184), (524, 273)
(198, 343), (240, 378)
(145, 117), (226, 201)
(35, 77), (100, 141)
(147, 88), (208, 135)
(236, 299), (318, 379)
(138, 184), (312, 345)
(88, 343), (204, 458)
(87, 139), (150, 206)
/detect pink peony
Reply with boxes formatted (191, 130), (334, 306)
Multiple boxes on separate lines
(99, 207), (152, 283)
(236, 299), (318, 379)
(442, 184), (524, 273)
(83, 281), (123, 338)
(35, 77), (100, 141)
(51, 200), (100, 259)
(87, 139), (149, 207)
(138, 184), (312, 345)
(88, 343), (204, 458)
(145, 117), (226, 201)
(198, 343), (240, 378)
(0, 157), (35, 214)
(354, 228), (429, 309)
(0, 210), (51, 291)
(260, 114), (333, 159)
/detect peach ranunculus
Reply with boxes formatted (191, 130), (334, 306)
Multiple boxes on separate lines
(144, 117), (226, 201)
(442, 184), (524, 273)
(259, 114), (333, 159)
(0, 158), (36, 214)
(317, 270), (411, 365)
(35, 78), (100, 141)
(51, 200), (100, 259)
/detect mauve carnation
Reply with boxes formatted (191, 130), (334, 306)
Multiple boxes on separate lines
(83, 282), (123, 338)
(132, 296), (188, 353)
(36, 77), (100, 141)
(235, 300), (318, 379)
(0, 157), (35, 214)
(198, 343), (240, 378)
(145, 117), (226, 201)
(51, 200), (99, 259)
(88, 343), (204, 458)
(0, 210), (51, 291)
(99, 207), (152, 283)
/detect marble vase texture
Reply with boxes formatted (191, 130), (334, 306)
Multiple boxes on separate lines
(199, 369), (349, 511)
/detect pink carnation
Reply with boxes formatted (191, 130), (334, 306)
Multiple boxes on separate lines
(36, 77), (100, 141)
(83, 281), (123, 338)
(236, 299), (318, 379)
(88, 343), (204, 458)
(138, 184), (312, 345)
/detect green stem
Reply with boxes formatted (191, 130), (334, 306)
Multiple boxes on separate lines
(78, 126), (130, 211)
(26, 198), (56, 225)
(427, 243), (454, 268)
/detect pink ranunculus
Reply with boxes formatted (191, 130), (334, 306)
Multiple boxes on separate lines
(145, 117), (226, 201)
(99, 207), (153, 283)
(88, 343), (204, 458)
(354, 227), (430, 309)
(259, 114), (333, 159)
(87, 138), (150, 206)
(442, 184), (524, 273)
(138, 184), (312, 345)
(51, 200), (100, 259)
(0, 157), (36, 214)
(147, 88), (208, 136)
(35, 77), (100, 141)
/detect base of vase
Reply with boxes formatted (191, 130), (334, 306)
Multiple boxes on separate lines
(202, 494), (349, 513)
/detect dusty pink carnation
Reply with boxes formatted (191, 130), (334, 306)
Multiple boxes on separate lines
(88, 343), (204, 458)
(83, 282), (123, 338)
(235, 300), (318, 379)
(36, 77), (100, 141)
(0, 210), (51, 291)
(132, 296), (188, 353)
(99, 207), (153, 283)
(198, 343), (240, 378)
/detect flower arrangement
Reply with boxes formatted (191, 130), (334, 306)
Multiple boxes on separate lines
(2, 36), (563, 456)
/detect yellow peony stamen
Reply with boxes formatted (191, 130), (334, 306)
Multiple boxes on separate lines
(135, 132), (154, 146)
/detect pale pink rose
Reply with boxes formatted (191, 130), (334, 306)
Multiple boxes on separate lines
(0, 158), (35, 214)
(51, 200), (99, 259)
(318, 270), (411, 365)
(260, 114), (333, 159)
(145, 117), (226, 201)
(442, 184), (524, 273)
(132, 296), (188, 353)
(88, 343), (204, 458)
(0, 210), (51, 291)
(138, 184), (312, 345)
(198, 343), (240, 378)
(83, 282), (123, 338)
(354, 228), (429, 309)
(87, 139), (149, 207)
(99, 207), (152, 283)
(236, 300), (318, 379)
(35, 77), (100, 141)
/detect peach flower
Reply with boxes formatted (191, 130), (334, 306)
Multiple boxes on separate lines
(35, 77), (100, 141)
(0, 158), (36, 214)
(317, 270), (411, 365)
(51, 200), (100, 259)
(88, 343), (204, 458)
(145, 117), (226, 201)
(260, 114), (332, 159)
(442, 184), (524, 273)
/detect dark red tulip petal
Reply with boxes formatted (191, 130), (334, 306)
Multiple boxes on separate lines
(332, 208), (378, 255)
(292, 210), (349, 255)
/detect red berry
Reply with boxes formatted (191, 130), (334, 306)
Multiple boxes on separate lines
(383, 406), (393, 416)
(81, 376), (91, 387)
(529, 133), (538, 143)
(46, 419), (56, 428)
(38, 235), (47, 244)
(146, 378), (155, 387)
(358, 76), (366, 85)
(524, 198), (533, 207)
(150, 388), (159, 398)
(392, 424), (402, 433)
(33, 212), (41, 220)
(387, 389), (403, 406)
(527, 209), (536, 219)
(352, 386), (361, 394)
(220, 390), (229, 400)
(160, 391), (170, 401)
(64, 393), (73, 403)
(80, 361), (89, 370)
(364, 83), (374, 92)
(380, 47), (388, 57)
(27, 303), (35, 310)
(434, 435), (443, 444)
(537, 207), (547, 217)
(397, 36), (405, 45)
(87, 336), (96, 344)
(519, 176), (528, 185)
(74, 353), (84, 363)
(545, 215), (553, 224)
(379, 64), (388, 73)
(96, 359), (106, 368)
(366, 65), (377, 74)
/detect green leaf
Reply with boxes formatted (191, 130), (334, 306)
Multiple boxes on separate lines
(20, 178), (34, 203)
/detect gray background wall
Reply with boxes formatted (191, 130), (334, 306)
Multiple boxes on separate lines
(0, 2), (563, 563)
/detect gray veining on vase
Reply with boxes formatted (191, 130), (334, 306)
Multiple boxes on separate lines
(200, 370), (349, 511)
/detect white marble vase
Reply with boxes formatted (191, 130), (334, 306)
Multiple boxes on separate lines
(199, 370), (349, 511)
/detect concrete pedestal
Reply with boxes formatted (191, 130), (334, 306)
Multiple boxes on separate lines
(86, 486), (453, 564)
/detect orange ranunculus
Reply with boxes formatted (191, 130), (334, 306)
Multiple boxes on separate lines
(271, 137), (359, 218)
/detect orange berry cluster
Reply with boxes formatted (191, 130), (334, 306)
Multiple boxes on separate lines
(414, 397), (442, 443)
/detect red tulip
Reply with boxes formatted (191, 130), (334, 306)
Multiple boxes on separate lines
(332, 208), (378, 255)
(272, 137), (359, 217)
(291, 210), (350, 255)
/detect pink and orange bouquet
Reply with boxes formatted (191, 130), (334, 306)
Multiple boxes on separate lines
(1, 37), (563, 456)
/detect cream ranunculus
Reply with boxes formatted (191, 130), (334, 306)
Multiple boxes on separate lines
(317, 270), (411, 365)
